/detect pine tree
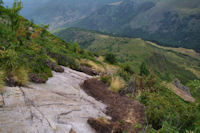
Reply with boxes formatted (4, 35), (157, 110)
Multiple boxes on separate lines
(8, 0), (23, 31)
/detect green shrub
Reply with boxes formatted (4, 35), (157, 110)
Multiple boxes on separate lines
(140, 62), (149, 76)
(11, 67), (28, 86)
(139, 85), (200, 132)
(68, 59), (81, 71)
(100, 75), (111, 85)
(43, 67), (53, 77)
(122, 63), (134, 74)
(0, 49), (20, 71)
(118, 69), (131, 81)
(187, 80), (200, 102)
(105, 53), (117, 64)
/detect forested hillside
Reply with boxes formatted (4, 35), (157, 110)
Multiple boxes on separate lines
(73, 0), (200, 52)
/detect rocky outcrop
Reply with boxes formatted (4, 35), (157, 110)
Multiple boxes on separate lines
(29, 73), (47, 83)
(5, 75), (20, 87)
(174, 79), (191, 96)
(46, 60), (64, 73)
(0, 67), (108, 133)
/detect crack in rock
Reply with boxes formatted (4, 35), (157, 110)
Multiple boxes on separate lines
(19, 87), (55, 129)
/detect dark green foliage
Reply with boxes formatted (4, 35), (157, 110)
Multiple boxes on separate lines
(0, 49), (20, 71)
(118, 69), (131, 82)
(188, 80), (200, 103)
(140, 84), (200, 132)
(140, 62), (149, 76)
(8, 1), (23, 31)
(100, 75), (111, 85)
(121, 63), (134, 75)
(105, 53), (117, 64)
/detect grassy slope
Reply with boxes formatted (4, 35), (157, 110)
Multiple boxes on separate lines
(0, 5), (96, 86)
(54, 28), (200, 83)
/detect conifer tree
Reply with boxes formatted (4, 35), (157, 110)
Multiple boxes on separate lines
(8, 0), (23, 31)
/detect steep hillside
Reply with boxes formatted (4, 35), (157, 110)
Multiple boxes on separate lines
(73, 0), (200, 52)
(55, 28), (200, 83)
(0, 2), (97, 86)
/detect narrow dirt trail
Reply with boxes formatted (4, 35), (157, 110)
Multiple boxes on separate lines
(0, 67), (109, 133)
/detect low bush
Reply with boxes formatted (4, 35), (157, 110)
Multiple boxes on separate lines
(11, 67), (28, 86)
(100, 75), (111, 85)
(139, 84), (200, 132)
(118, 69), (131, 81)
(121, 63), (134, 74)
(105, 53), (117, 64)
(69, 59), (81, 71)
(140, 62), (149, 76)
(187, 80), (200, 102)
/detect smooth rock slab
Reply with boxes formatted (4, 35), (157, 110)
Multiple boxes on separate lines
(0, 67), (108, 133)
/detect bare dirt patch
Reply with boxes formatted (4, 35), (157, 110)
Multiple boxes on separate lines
(81, 78), (145, 133)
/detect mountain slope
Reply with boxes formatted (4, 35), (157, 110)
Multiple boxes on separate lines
(4, 0), (119, 30)
(0, 2), (97, 86)
(73, 0), (200, 52)
(55, 28), (200, 83)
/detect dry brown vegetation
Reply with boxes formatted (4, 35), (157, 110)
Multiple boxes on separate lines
(80, 59), (105, 73)
(0, 71), (4, 93)
(81, 78), (145, 133)
(109, 76), (125, 92)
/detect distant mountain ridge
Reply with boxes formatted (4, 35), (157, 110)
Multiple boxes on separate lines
(72, 0), (200, 52)
(4, 0), (119, 30)
(5, 0), (200, 51)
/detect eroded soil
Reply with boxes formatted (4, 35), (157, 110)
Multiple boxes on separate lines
(81, 79), (145, 133)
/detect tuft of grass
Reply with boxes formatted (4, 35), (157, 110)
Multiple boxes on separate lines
(100, 75), (111, 85)
(81, 59), (105, 73)
(109, 76), (125, 92)
(0, 71), (5, 93)
(11, 67), (28, 86)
